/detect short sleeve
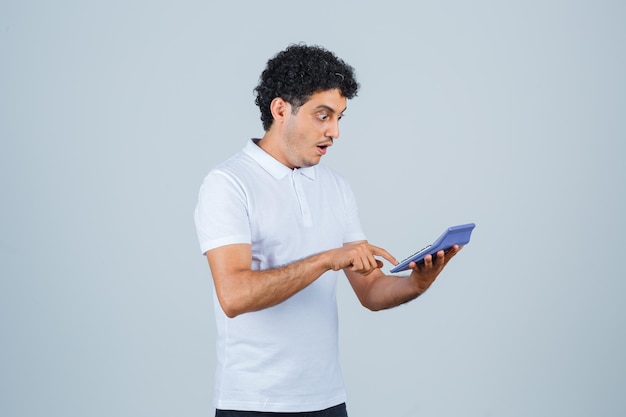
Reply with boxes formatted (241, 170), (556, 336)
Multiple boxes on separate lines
(194, 170), (251, 255)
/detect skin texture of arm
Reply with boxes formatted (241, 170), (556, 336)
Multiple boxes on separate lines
(344, 243), (462, 311)
(205, 241), (397, 318)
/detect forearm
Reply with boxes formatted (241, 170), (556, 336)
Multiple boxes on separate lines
(208, 241), (394, 318)
(208, 250), (332, 318)
(353, 272), (425, 311)
(346, 250), (457, 311)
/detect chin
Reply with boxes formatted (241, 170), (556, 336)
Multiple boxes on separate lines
(306, 158), (322, 167)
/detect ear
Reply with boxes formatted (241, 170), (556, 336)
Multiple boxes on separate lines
(269, 97), (290, 124)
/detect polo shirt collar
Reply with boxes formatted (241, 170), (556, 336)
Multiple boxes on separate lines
(244, 139), (317, 180)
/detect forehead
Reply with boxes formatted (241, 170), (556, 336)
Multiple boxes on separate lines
(302, 89), (347, 111)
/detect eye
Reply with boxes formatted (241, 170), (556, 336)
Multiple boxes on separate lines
(317, 112), (329, 121)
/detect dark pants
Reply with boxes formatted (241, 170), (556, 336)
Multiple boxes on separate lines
(216, 403), (348, 417)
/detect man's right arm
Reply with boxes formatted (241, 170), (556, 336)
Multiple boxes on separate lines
(206, 241), (395, 318)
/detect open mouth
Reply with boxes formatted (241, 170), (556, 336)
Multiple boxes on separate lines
(317, 141), (333, 154)
(317, 144), (330, 155)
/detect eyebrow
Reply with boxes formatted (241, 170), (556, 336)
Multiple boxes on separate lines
(314, 105), (347, 116)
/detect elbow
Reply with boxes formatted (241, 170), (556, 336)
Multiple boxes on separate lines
(363, 303), (384, 312)
(220, 303), (242, 319)
(221, 305), (240, 319)
(219, 299), (245, 319)
(357, 295), (385, 312)
(216, 292), (246, 318)
(224, 311), (240, 319)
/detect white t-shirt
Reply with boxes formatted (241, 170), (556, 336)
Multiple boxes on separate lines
(194, 139), (366, 412)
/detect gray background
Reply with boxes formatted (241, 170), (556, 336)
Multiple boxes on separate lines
(1, 1), (624, 416)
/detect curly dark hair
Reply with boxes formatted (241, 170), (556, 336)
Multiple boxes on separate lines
(254, 44), (360, 131)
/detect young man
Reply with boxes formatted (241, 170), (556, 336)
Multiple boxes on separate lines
(194, 44), (461, 417)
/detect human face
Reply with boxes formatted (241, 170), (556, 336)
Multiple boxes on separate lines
(280, 89), (347, 169)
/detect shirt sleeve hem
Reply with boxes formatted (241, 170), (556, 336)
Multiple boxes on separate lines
(200, 235), (251, 255)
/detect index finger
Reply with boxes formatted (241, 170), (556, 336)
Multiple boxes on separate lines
(369, 244), (398, 266)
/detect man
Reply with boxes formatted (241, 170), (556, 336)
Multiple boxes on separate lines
(194, 44), (461, 417)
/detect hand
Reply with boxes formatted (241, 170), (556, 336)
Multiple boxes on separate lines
(408, 245), (462, 293)
(328, 242), (397, 275)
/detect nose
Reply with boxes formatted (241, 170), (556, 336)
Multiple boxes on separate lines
(326, 120), (340, 140)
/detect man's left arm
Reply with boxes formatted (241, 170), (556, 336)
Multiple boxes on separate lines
(344, 243), (462, 311)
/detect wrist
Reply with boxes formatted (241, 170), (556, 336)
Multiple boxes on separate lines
(409, 272), (431, 296)
(306, 251), (334, 274)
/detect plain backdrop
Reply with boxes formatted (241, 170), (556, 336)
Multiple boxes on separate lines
(1, 1), (625, 416)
